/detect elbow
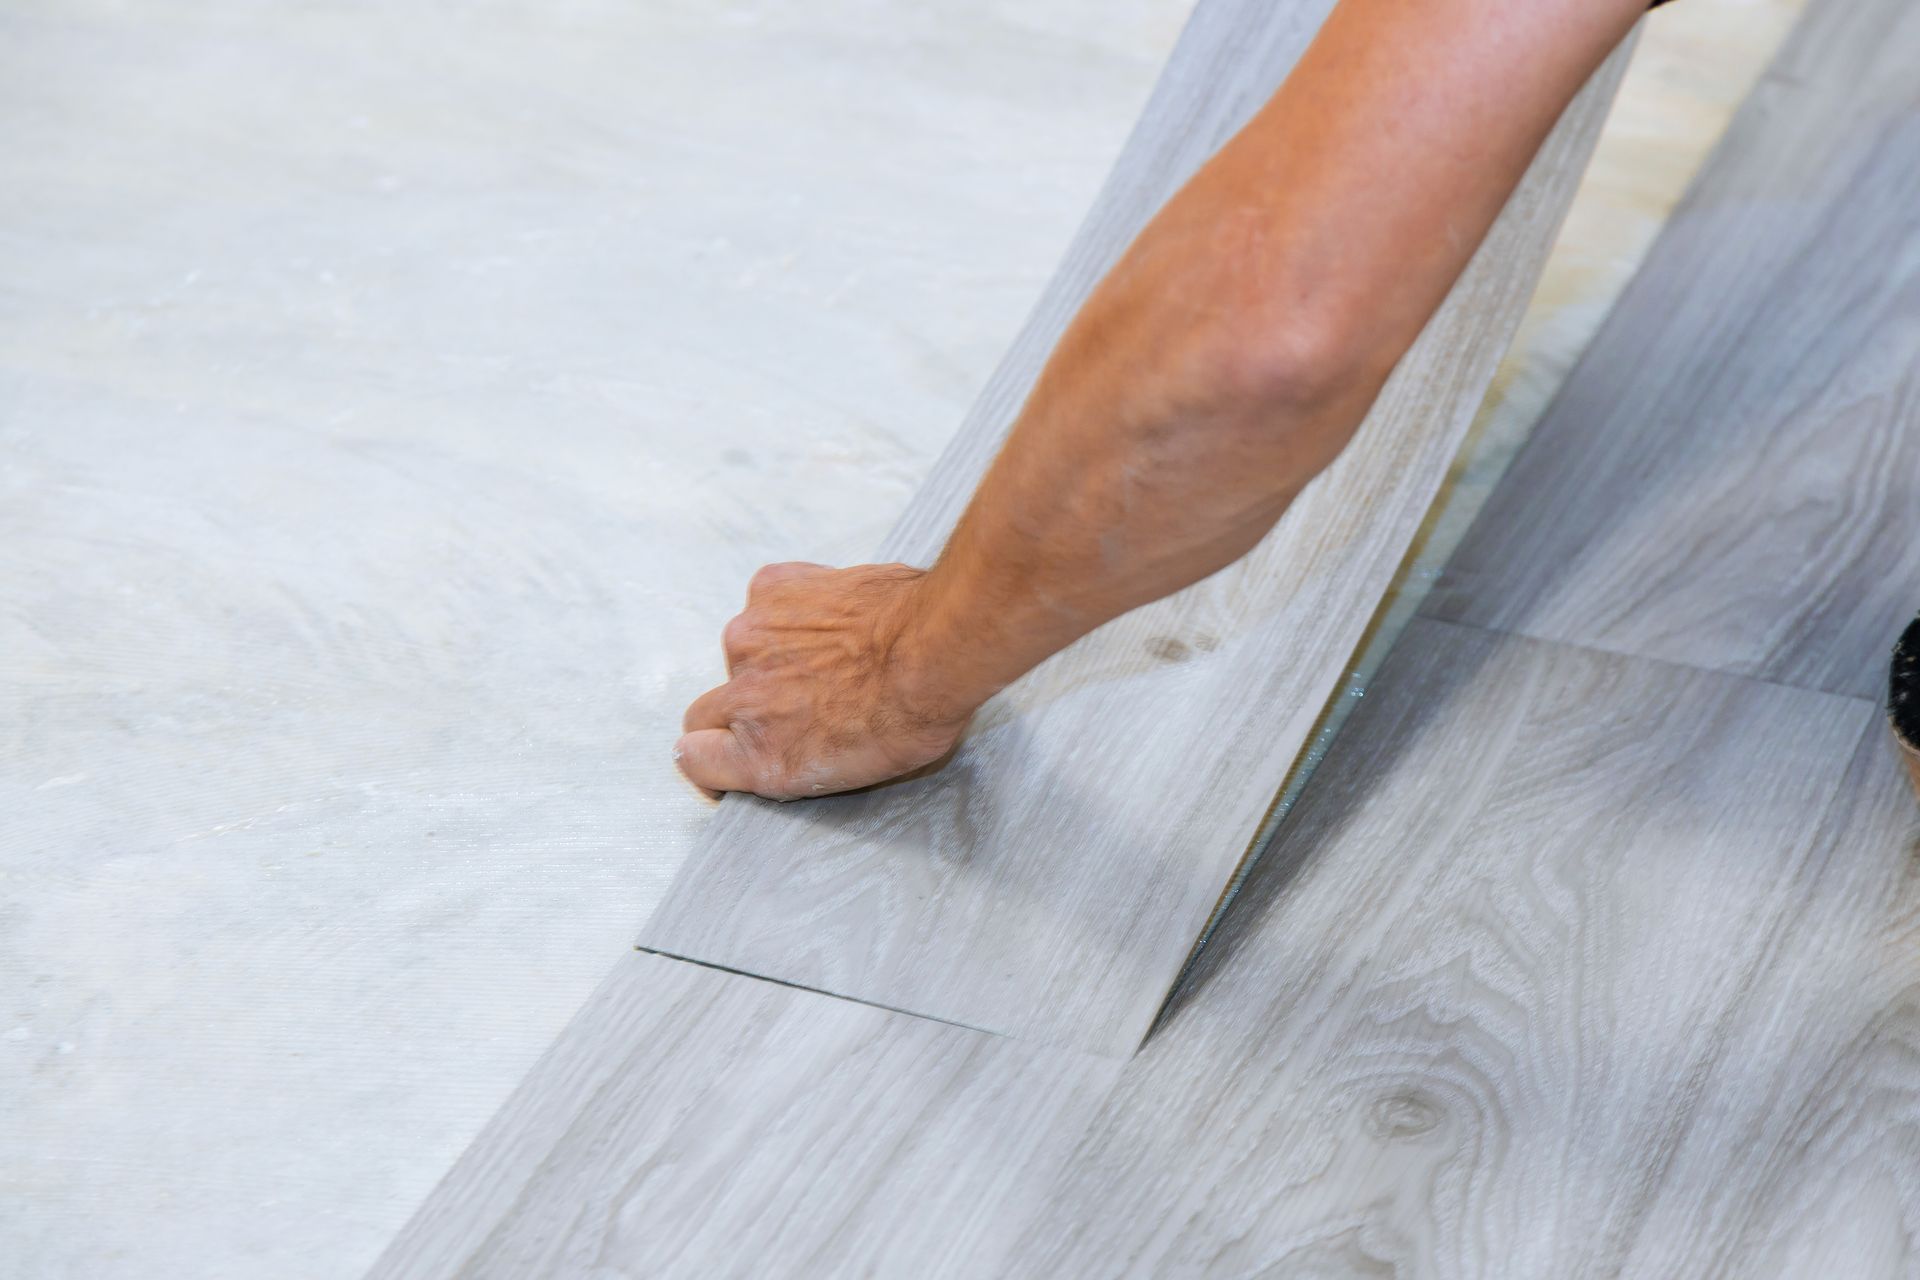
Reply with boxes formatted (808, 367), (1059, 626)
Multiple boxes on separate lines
(1216, 299), (1379, 422)
(1202, 296), (1391, 473)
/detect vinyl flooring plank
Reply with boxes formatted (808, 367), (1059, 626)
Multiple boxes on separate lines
(1423, 0), (1920, 698)
(1004, 618), (1874, 1278)
(377, 620), (1883, 1279)
(1616, 729), (1920, 1279)
(642, 8), (1636, 1057)
(1759, 0), (1919, 94)
(366, 950), (1118, 1280)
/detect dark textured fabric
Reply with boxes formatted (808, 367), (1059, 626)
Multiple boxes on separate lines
(1894, 615), (1920, 748)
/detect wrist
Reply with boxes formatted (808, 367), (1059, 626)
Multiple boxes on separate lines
(877, 579), (978, 730)
(877, 568), (1008, 730)
(883, 553), (1104, 729)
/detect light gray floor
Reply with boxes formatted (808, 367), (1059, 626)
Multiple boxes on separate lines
(1429, 0), (1920, 697)
(368, 951), (1125, 1280)
(0, 3), (1186, 1275)
(370, 622), (1897, 1279)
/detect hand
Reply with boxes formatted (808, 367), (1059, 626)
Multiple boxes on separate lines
(675, 562), (976, 800)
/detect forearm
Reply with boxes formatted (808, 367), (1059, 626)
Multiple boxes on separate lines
(895, 258), (1374, 713)
(892, 0), (1647, 714)
(678, 0), (1651, 798)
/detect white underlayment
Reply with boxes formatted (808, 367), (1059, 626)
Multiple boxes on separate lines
(0, 1), (1803, 1275)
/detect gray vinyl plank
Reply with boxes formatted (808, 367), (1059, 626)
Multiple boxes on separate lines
(1616, 731), (1920, 1280)
(641, 5), (1636, 1056)
(380, 621), (1886, 1278)
(1760, 0), (1920, 93)
(366, 950), (1117, 1280)
(1008, 618), (1876, 1278)
(1423, 0), (1920, 698)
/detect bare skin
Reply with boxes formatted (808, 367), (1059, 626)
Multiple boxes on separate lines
(677, 0), (1649, 800)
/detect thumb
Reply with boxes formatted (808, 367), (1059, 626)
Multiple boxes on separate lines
(674, 729), (761, 799)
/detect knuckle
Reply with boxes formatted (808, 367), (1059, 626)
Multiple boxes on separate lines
(721, 612), (755, 654)
(748, 561), (805, 595)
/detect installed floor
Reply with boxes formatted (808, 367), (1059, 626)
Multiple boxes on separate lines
(1428, 0), (1920, 696)
(0, 1), (1811, 1277)
(377, 623), (1903, 1278)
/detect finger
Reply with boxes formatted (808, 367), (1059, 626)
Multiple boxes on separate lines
(682, 681), (740, 733)
(720, 611), (753, 676)
(746, 560), (831, 601)
(674, 729), (760, 798)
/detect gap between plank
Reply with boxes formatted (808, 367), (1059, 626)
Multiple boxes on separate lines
(634, 945), (1007, 1038)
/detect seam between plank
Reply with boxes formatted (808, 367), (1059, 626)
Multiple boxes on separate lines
(635, 945), (1007, 1037)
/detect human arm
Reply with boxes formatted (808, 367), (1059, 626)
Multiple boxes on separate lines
(677, 0), (1650, 800)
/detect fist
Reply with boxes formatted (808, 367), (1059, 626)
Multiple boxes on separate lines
(675, 562), (973, 800)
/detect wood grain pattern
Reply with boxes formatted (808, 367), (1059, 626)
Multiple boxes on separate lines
(1615, 731), (1920, 1279)
(381, 623), (1893, 1278)
(1424, 0), (1920, 698)
(1009, 618), (1876, 1278)
(642, 9), (1637, 1056)
(367, 951), (1118, 1280)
